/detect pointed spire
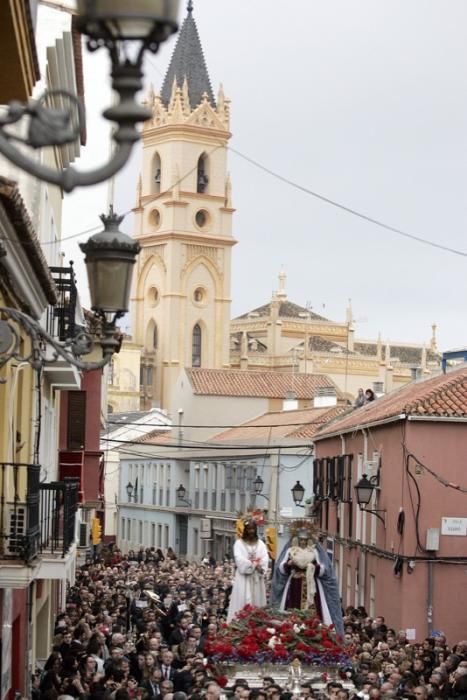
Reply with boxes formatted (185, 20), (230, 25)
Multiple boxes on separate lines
(217, 83), (225, 110)
(171, 86), (185, 122)
(148, 83), (155, 107)
(346, 298), (353, 325)
(161, 4), (215, 109)
(276, 269), (287, 299)
(169, 77), (178, 111)
(431, 323), (437, 351)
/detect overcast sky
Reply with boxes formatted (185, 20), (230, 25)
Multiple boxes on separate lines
(62, 0), (467, 351)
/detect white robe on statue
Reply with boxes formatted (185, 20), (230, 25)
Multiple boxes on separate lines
(227, 538), (269, 622)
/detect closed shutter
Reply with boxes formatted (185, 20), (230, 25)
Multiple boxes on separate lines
(67, 391), (86, 450)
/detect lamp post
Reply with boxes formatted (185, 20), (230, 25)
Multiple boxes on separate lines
(354, 474), (386, 525)
(0, 1), (181, 192)
(0, 207), (139, 375)
(176, 484), (192, 507)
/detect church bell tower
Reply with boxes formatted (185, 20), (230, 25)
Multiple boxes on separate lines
(131, 2), (235, 410)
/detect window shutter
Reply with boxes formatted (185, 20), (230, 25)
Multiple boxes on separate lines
(67, 391), (86, 450)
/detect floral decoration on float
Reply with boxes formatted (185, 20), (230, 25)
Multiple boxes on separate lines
(204, 605), (352, 667)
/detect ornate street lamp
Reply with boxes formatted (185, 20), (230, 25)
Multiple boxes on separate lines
(0, 207), (140, 374)
(253, 475), (264, 496)
(0, 1), (181, 192)
(354, 474), (374, 507)
(291, 480), (305, 507)
(354, 474), (386, 525)
(80, 207), (140, 317)
(126, 481), (134, 501)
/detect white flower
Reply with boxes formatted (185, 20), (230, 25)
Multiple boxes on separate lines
(293, 624), (304, 633)
(268, 636), (278, 649)
(266, 627), (276, 635)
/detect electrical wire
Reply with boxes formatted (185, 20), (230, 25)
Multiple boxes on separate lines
(101, 444), (296, 464)
(406, 449), (467, 494)
(105, 418), (338, 429)
(100, 435), (313, 450)
(4, 135), (464, 261)
(235, 136), (467, 257)
(228, 145), (467, 258)
(405, 452), (428, 555)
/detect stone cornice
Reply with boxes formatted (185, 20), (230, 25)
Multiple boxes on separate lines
(143, 123), (231, 143)
(163, 200), (189, 208)
(136, 231), (237, 247)
(141, 192), (226, 206)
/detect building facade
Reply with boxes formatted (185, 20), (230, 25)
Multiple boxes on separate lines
(0, 2), (85, 696)
(116, 403), (343, 563)
(313, 366), (467, 643)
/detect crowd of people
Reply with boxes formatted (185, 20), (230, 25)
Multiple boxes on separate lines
(35, 546), (467, 700)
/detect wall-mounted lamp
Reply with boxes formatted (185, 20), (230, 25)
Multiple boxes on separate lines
(354, 474), (386, 525)
(176, 483), (192, 507)
(0, 207), (139, 375)
(126, 481), (136, 503)
(253, 475), (269, 502)
(0, 0), (180, 192)
(291, 480), (306, 507)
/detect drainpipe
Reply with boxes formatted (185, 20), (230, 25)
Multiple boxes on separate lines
(427, 561), (433, 637)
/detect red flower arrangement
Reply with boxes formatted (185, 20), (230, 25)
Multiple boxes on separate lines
(205, 606), (351, 666)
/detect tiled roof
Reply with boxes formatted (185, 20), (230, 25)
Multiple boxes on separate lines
(234, 300), (328, 322)
(0, 177), (57, 306)
(212, 405), (347, 443)
(103, 409), (170, 438)
(161, 4), (215, 108)
(316, 366), (467, 438)
(354, 342), (440, 364)
(186, 368), (341, 399)
(136, 430), (172, 445)
(354, 342), (378, 357)
(308, 336), (351, 353)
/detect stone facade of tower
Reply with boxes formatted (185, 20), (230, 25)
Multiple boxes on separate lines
(130, 7), (235, 410)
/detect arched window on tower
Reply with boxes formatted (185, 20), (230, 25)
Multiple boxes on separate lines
(153, 152), (161, 194)
(145, 320), (158, 353)
(192, 324), (202, 367)
(197, 153), (209, 193)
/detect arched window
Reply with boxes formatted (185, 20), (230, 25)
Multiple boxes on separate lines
(192, 324), (202, 367)
(197, 153), (209, 193)
(153, 152), (161, 194)
(145, 320), (158, 353)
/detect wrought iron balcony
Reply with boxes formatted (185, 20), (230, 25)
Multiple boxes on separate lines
(0, 462), (79, 563)
(46, 263), (80, 341)
(40, 479), (79, 557)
